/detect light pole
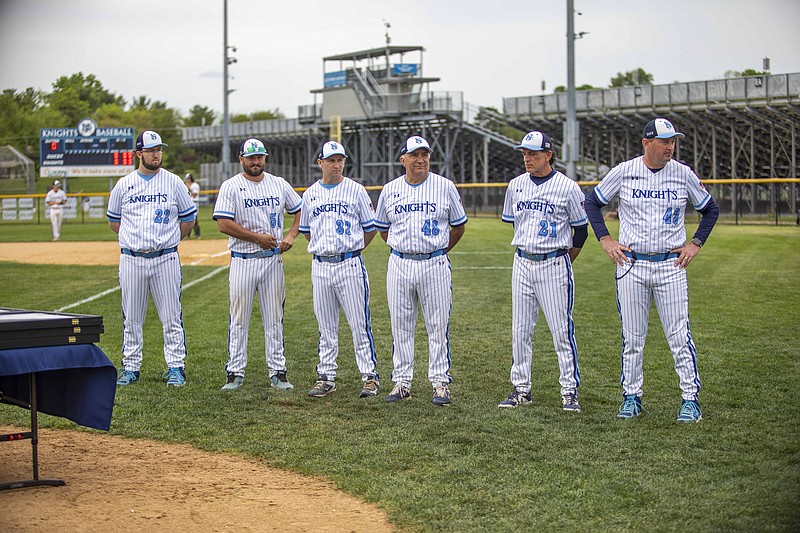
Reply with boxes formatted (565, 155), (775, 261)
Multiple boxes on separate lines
(222, 0), (237, 180)
(565, 0), (580, 180)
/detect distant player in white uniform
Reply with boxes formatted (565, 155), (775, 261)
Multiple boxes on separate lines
(107, 130), (197, 387)
(584, 118), (719, 422)
(184, 173), (201, 238)
(374, 136), (468, 406)
(498, 131), (589, 411)
(213, 138), (302, 392)
(45, 180), (67, 240)
(299, 141), (380, 399)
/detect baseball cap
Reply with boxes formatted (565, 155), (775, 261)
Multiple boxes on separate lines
(318, 141), (348, 160)
(53, 180), (61, 186)
(136, 130), (168, 150)
(514, 131), (553, 152)
(239, 138), (268, 157)
(642, 118), (685, 139)
(400, 136), (432, 155)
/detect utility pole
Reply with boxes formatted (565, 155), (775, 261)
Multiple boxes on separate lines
(565, 0), (578, 180)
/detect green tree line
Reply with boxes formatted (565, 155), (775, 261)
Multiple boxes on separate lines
(0, 73), (284, 178)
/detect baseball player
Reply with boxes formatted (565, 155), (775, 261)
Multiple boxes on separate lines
(45, 180), (68, 241)
(584, 118), (719, 422)
(300, 141), (380, 398)
(374, 135), (468, 406)
(498, 131), (588, 411)
(213, 138), (302, 392)
(184, 174), (201, 238)
(107, 130), (197, 387)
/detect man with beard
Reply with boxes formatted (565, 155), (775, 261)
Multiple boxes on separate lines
(213, 138), (302, 392)
(107, 130), (197, 387)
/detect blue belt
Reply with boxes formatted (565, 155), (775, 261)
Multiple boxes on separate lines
(231, 248), (280, 259)
(516, 248), (568, 261)
(314, 250), (361, 263)
(390, 248), (447, 260)
(623, 251), (680, 262)
(121, 246), (178, 258)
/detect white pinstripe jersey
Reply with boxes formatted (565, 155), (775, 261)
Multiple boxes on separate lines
(212, 172), (302, 254)
(374, 172), (468, 254)
(594, 156), (711, 254)
(502, 171), (588, 253)
(45, 189), (67, 210)
(299, 177), (375, 256)
(107, 169), (197, 251)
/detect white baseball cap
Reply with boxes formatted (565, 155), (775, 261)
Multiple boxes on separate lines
(239, 138), (268, 157)
(318, 141), (348, 159)
(400, 136), (432, 155)
(514, 131), (553, 152)
(136, 130), (168, 150)
(642, 118), (685, 139)
(53, 180), (61, 186)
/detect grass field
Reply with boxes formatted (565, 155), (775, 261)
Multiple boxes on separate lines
(1, 218), (799, 531)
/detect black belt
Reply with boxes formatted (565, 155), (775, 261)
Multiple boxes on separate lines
(516, 248), (568, 261)
(623, 251), (680, 262)
(390, 248), (447, 260)
(231, 248), (280, 259)
(121, 246), (178, 258)
(314, 250), (362, 263)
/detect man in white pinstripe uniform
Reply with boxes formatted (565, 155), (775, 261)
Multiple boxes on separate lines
(300, 141), (380, 398)
(374, 136), (467, 406)
(213, 138), (302, 391)
(584, 118), (719, 422)
(498, 131), (589, 411)
(108, 130), (197, 387)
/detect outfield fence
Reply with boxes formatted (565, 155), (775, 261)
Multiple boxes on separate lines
(1, 179), (798, 227)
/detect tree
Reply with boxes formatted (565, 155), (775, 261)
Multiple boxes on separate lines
(47, 73), (124, 124)
(554, 84), (599, 92)
(724, 68), (769, 78)
(184, 105), (217, 127)
(609, 68), (654, 87)
(231, 109), (286, 123)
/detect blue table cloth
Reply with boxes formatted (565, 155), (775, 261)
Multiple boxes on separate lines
(0, 344), (116, 430)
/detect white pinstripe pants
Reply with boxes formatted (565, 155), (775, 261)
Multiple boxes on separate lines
(119, 253), (187, 371)
(226, 255), (287, 377)
(510, 254), (580, 396)
(615, 260), (701, 400)
(386, 253), (453, 388)
(311, 256), (378, 380)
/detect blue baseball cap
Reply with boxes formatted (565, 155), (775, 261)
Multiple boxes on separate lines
(642, 118), (685, 139)
(514, 131), (553, 152)
(318, 141), (348, 159)
(239, 138), (268, 157)
(136, 130), (168, 150)
(400, 136), (432, 155)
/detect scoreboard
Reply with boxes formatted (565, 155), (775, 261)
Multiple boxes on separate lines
(40, 121), (136, 178)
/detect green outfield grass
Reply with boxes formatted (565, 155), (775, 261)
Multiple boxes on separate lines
(1, 219), (799, 532)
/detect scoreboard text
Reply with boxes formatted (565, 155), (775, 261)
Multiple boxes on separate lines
(40, 127), (136, 178)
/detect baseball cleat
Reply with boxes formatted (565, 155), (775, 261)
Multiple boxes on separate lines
(432, 384), (451, 406)
(308, 380), (336, 397)
(385, 384), (411, 403)
(116, 369), (140, 386)
(677, 399), (702, 422)
(359, 379), (380, 397)
(498, 388), (532, 408)
(270, 370), (294, 390)
(561, 393), (581, 412)
(164, 367), (186, 387)
(617, 394), (643, 419)
(221, 373), (243, 391)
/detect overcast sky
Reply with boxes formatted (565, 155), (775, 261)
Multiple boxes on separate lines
(2, 0), (799, 120)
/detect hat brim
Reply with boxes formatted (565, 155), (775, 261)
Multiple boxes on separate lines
(651, 132), (685, 139)
(514, 145), (549, 151)
(139, 142), (169, 149)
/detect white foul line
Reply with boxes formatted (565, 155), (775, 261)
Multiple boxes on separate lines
(55, 265), (229, 313)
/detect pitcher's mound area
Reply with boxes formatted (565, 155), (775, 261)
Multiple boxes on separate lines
(0, 426), (394, 532)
